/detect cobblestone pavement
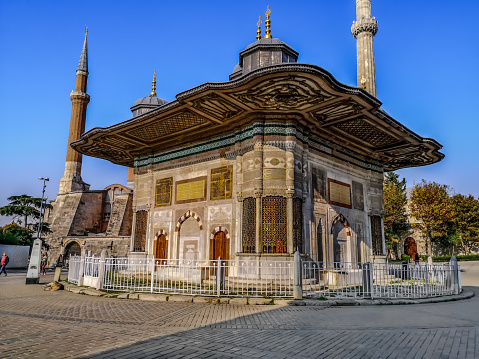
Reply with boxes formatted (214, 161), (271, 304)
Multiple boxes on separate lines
(0, 265), (478, 359)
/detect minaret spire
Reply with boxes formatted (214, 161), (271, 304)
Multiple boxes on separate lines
(77, 28), (88, 74)
(351, 0), (378, 97)
(59, 30), (91, 194)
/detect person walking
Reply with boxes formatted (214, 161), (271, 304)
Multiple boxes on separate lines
(41, 254), (48, 276)
(0, 252), (9, 276)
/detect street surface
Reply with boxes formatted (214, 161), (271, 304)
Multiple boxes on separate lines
(0, 263), (478, 358)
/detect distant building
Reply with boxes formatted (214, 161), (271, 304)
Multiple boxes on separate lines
(46, 1), (443, 268)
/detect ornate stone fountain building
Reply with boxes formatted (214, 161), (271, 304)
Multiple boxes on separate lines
(70, 1), (443, 267)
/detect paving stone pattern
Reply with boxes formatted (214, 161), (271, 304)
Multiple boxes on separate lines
(0, 267), (478, 358)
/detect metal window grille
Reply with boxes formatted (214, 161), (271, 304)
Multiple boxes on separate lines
(242, 197), (256, 253)
(371, 215), (383, 256)
(293, 197), (303, 252)
(262, 196), (287, 253)
(133, 210), (148, 252)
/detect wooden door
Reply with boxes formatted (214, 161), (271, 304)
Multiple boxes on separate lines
(155, 234), (167, 265)
(212, 231), (228, 276)
(404, 237), (417, 259)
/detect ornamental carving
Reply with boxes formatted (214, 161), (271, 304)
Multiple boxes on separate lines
(351, 18), (378, 38)
(155, 178), (172, 207)
(230, 76), (335, 110)
(192, 93), (243, 121)
(125, 110), (208, 142)
(210, 166), (233, 200)
(383, 146), (437, 171)
(310, 99), (364, 124)
(87, 142), (131, 163)
(101, 135), (137, 150)
(335, 118), (399, 148)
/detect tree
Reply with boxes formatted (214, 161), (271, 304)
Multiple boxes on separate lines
(1, 223), (33, 246)
(0, 226), (20, 245)
(409, 180), (454, 256)
(0, 195), (41, 227)
(0, 194), (52, 229)
(383, 172), (409, 259)
(450, 194), (479, 255)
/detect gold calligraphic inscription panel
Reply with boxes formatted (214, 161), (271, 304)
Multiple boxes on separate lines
(328, 179), (351, 208)
(155, 178), (172, 207)
(176, 177), (207, 204)
(263, 168), (286, 180)
(211, 166), (233, 200)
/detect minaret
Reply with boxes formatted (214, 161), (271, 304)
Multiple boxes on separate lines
(351, 0), (378, 97)
(59, 29), (91, 194)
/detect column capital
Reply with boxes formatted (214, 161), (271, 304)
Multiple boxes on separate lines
(351, 18), (378, 38)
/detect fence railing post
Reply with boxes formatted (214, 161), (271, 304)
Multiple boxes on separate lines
(78, 250), (86, 287)
(216, 257), (224, 297)
(150, 258), (155, 293)
(450, 256), (459, 295)
(293, 251), (303, 299)
(362, 262), (372, 298)
(96, 250), (107, 290)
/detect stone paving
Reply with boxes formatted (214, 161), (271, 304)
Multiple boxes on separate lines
(0, 264), (478, 358)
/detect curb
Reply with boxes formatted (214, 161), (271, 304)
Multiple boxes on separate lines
(60, 282), (474, 306)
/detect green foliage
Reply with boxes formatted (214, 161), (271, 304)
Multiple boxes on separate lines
(409, 181), (454, 255)
(1, 223), (33, 246)
(0, 195), (41, 227)
(401, 254), (410, 261)
(383, 172), (409, 259)
(0, 231), (20, 245)
(432, 254), (479, 262)
(449, 194), (479, 255)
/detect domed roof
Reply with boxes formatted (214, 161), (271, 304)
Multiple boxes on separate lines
(232, 63), (241, 73)
(244, 37), (287, 50)
(133, 95), (168, 107)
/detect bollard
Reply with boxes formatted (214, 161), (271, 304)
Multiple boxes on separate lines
(216, 257), (225, 297)
(450, 256), (459, 294)
(362, 262), (373, 298)
(293, 251), (303, 299)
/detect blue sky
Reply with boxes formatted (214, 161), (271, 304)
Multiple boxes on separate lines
(1, 1), (478, 225)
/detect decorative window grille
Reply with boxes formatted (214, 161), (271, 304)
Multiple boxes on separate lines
(317, 221), (323, 263)
(262, 196), (287, 253)
(133, 210), (148, 252)
(370, 215), (383, 256)
(293, 198), (303, 252)
(242, 197), (256, 253)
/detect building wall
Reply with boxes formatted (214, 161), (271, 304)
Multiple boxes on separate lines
(131, 120), (386, 264)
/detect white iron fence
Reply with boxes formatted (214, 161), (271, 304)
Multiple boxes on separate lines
(68, 255), (81, 284)
(103, 258), (294, 297)
(301, 260), (459, 299)
(68, 253), (461, 299)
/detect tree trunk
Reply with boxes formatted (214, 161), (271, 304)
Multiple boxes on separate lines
(24, 214), (28, 228)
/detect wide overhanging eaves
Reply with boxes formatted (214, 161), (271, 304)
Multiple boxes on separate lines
(71, 64), (444, 171)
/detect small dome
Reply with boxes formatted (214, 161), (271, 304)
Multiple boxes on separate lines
(232, 63), (242, 73)
(244, 37), (287, 50)
(229, 37), (299, 80)
(133, 95), (168, 107)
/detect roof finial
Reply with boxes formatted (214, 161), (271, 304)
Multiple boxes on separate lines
(264, 6), (272, 39)
(150, 71), (157, 96)
(256, 16), (262, 41)
(85, 26), (88, 37)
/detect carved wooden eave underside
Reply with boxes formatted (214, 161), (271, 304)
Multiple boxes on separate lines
(72, 64), (444, 171)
